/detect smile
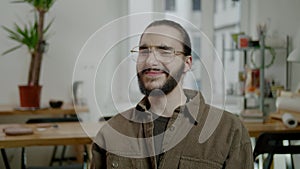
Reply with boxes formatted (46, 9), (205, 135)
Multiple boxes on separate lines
(142, 68), (168, 77)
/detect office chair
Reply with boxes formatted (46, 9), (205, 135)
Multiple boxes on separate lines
(1, 148), (11, 169)
(21, 148), (88, 169)
(21, 117), (88, 169)
(253, 132), (300, 169)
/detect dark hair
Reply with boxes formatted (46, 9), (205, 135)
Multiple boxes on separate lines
(141, 20), (192, 56)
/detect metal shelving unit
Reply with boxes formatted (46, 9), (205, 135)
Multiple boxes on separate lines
(223, 35), (290, 117)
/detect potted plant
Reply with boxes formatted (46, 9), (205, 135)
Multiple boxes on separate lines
(2, 0), (56, 108)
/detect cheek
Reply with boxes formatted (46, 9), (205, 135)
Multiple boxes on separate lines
(173, 56), (186, 65)
(136, 64), (143, 74)
(165, 59), (185, 73)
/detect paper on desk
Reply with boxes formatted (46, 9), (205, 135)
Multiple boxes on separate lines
(276, 96), (300, 113)
(282, 113), (298, 128)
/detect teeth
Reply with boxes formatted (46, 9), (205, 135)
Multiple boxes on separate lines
(142, 68), (168, 74)
(146, 68), (161, 71)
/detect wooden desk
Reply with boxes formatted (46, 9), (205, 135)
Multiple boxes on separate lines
(0, 104), (88, 115)
(244, 119), (300, 138)
(0, 122), (104, 148)
(0, 122), (103, 169)
(1, 120), (299, 147)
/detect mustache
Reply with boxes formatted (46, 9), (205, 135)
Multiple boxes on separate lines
(141, 68), (169, 74)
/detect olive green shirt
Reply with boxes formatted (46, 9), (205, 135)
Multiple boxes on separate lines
(90, 89), (253, 169)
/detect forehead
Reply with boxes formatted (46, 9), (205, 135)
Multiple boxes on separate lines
(140, 25), (183, 48)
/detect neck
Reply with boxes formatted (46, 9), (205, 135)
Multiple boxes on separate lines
(148, 83), (186, 117)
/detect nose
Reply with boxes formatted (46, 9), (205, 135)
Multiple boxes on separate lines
(145, 50), (159, 65)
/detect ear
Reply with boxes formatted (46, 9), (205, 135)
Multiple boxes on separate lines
(183, 55), (192, 73)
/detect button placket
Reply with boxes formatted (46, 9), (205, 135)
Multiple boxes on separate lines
(161, 113), (178, 152)
(112, 161), (119, 168)
(169, 125), (175, 131)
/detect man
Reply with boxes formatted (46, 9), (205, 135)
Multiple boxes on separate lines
(90, 20), (253, 169)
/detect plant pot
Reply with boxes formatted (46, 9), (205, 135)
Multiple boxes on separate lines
(19, 85), (42, 108)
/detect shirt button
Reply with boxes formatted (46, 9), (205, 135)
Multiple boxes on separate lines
(170, 126), (175, 131)
(112, 161), (119, 168)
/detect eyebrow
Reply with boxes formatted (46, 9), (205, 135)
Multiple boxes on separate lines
(139, 45), (148, 50)
(139, 44), (173, 50)
(139, 44), (148, 48)
(157, 45), (173, 50)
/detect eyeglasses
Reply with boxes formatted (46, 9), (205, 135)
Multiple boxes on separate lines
(130, 45), (186, 63)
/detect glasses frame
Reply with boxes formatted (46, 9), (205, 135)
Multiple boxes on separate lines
(130, 45), (186, 63)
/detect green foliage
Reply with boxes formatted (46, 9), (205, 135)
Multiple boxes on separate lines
(2, 0), (56, 85)
(2, 18), (53, 55)
(2, 0), (55, 56)
(13, 0), (55, 12)
(2, 22), (37, 55)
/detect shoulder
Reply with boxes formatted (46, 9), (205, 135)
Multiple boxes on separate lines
(93, 108), (145, 156)
(107, 108), (134, 127)
(94, 108), (138, 144)
(216, 107), (251, 146)
(179, 104), (252, 165)
(220, 109), (243, 128)
(197, 104), (250, 144)
(220, 109), (248, 135)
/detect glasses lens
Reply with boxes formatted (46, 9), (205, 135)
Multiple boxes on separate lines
(130, 46), (178, 63)
(155, 47), (174, 63)
(130, 46), (150, 63)
(130, 46), (140, 62)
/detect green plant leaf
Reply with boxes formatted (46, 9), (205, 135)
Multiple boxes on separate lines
(2, 45), (23, 56)
(43, 18), (54, 34)
(14, 0), (56, 11)
(3, 0), (55, 56)
(2, 26), (20, 39)
(2, 21), (40, 55)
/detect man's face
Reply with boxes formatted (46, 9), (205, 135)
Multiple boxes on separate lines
(136, 25), (191, 96)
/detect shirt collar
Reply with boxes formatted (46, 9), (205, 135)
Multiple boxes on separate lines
(129, 89), (204, 125)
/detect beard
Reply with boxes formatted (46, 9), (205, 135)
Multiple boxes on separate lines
(137, 64), (185, 96)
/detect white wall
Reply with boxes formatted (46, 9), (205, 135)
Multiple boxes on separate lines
(0, 0), (128, 168)
(214, 0), (241, 98)
(0, 0), (128, 106)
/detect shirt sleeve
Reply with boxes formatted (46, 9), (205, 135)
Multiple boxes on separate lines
(90, 143), (107, 169)
(224, 141), (254, 169)
(223, 125), (254, 169)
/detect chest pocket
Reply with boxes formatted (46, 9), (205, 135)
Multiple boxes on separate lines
(178, 156), (223, 169)
(106, 153), (147, 169)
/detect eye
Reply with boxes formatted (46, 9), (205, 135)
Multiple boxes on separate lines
(160, 49), (172, 54)
(156, 46), (173, 54)
(157, 46), (173, 50)
(139, 48), (150, 55)
(139, 46), (148, 50)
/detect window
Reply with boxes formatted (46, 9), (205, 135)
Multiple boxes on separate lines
(192, 35), (201, 60)
(231, 1), (236, 7)
(191, 34), (202, 90)
(214, 0), (217, 13)
(192, 0), (201, 11)
(223, 0), (227, 10)
(165, 0), (176, 11)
